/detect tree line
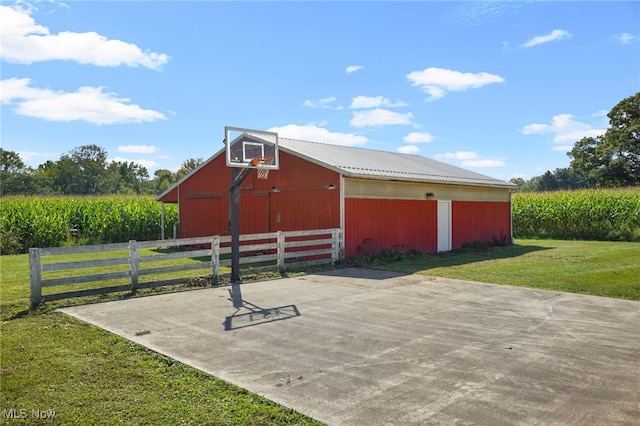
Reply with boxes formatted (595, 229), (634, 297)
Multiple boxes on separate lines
(1, 92), (638, 196)
(1, 144), (204, 197)
(511, 92), (639, 191)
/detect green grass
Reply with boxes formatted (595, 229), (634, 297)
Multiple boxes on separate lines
(374, 239), (640, 300)
(0, 253), (322, 425)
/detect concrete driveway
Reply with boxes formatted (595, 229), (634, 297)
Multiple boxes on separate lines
(61, 268), (639, 425)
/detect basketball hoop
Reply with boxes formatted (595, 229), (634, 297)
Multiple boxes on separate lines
(251, 156), (274, 179)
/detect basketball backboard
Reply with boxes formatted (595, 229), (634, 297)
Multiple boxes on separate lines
(225, 126), (279, 170)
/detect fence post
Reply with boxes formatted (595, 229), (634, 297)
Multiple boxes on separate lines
(211, 235), (220, 280)
(29, 248), (42, 308)
(161, 202), (165, 240)
(277, 231), (285, 270)
(331, 228), (339, 264)
(129, 240), (139, 294)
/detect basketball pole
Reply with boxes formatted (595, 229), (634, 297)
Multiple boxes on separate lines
(228, 166), (252, 308)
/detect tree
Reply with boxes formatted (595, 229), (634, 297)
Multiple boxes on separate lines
(0, 149), (37, 195)
(553, 167), (587, 190)
(58, 145), (111, 194)
(509, 177), (525, 189)
(568, 92), (640, 187)
(153, 169), (177, 194)
(175, 158), (204, 181)
(108, 161), (149, 194)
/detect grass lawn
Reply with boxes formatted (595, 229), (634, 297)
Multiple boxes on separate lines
(374, 239), (640, 300)
(1, 239), (638, 424)
(0, 253), (322, 425)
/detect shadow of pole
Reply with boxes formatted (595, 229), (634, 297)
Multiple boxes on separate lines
(224, 285), (300, 331)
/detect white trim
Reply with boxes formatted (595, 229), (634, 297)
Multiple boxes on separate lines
(437, 200), (452, 252)
(340, 174), (345, 238)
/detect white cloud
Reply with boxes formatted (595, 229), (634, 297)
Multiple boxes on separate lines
(350, 108), (414, 128)
(346, 65), (363, 74)
(403, 132), (434, 143)
(436, 151), (505, 167)
(0, 4), (169, 69)
(521, 29), (571, 48)
(17, 150), (59, 166)
(397, 145), (420, 154)
(618, 33), (635, 44)
(462, 159), (505, 167)
(446, 1), (525, 26)
(110, 156), (159, 170)
(435, 151), (478, 161)
(267, 124), (368, 146)
(407, 67), (504, 100)
(302, 96), (342, 110)
(552, 145), (574, 152)
(522, 113), (605, 144)
(350, 96), (407, 109)
(1, 77), (166, 124)
(118, 145), (157, 154)
(435, 151), (506, 168)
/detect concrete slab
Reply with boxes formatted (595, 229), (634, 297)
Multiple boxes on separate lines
(60, 268), (640, 425)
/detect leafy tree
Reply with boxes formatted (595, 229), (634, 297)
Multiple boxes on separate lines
(539, 170), (558, 191)
(108, 161), (149, 194)
(0, 149), (37, 195)
(568, 92), (640, 187)
(44, 145), (113, 195)
(553, 167), (587, 190)
(153, 169), (177, 194)
(175, 157), (204, 181)
(509, 177), (525, 188)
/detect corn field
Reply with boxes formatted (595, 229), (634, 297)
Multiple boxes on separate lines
(512, 188), (640, 241)
(0, 196), (179, 255)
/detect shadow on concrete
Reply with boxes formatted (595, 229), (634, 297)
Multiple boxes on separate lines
(224, 284), (300, 331)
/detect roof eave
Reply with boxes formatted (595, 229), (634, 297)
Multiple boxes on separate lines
(344, 172), (518, 189)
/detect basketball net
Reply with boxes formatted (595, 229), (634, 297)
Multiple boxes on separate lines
(251, 156), (274, 179)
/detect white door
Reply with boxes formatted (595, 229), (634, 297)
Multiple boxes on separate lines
(437, 201), (451, 252)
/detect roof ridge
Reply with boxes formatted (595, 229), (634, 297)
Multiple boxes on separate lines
(280, 136), (423, 157)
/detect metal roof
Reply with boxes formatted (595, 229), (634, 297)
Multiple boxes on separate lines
(275, 137), (516, 188)
(157, 134), (516, 201)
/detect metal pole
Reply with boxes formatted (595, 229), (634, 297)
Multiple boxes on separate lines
(228, 167), (252, 308)
(230, 168), (241, 285)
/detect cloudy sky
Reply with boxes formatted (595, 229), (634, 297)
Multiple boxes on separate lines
(1, 1), (638, 181)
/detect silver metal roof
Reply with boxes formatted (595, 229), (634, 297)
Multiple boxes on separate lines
(157, 133), (516, 201)
(277, 137), (516, 188)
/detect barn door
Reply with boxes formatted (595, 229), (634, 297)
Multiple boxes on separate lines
(437, 201), (452, 252)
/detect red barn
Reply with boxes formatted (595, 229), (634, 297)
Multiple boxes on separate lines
(157, 137), (517, 257)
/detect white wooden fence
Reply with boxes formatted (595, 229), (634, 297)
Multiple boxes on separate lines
(30, 228), (342, 307)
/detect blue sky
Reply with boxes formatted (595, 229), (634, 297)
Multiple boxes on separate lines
(1, 1), (638, 182)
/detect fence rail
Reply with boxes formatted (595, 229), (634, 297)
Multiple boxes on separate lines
(30, 228), (342, 307)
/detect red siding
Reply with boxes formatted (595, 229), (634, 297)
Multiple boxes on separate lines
(164, 148), (511, 257)
(176, 151), (340, 238)
(452, 201), (511, 249)
(344, 198), (437, 257)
